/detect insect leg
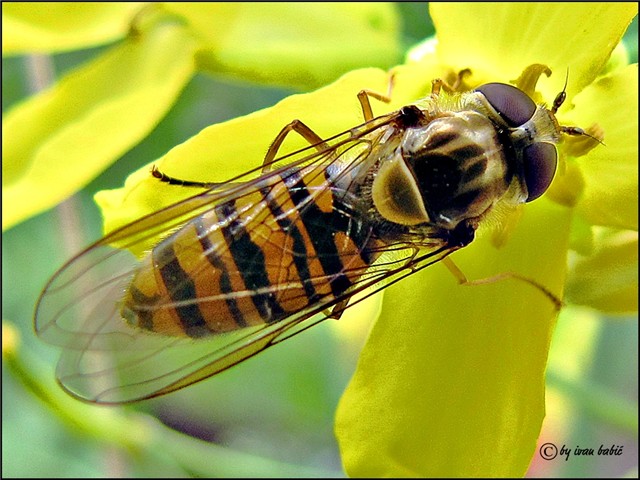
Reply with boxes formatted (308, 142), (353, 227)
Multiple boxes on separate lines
(151, 118), (337, 186)
(325, 298), (350, 320)
(431, 69), (472, 96)
(357, 74), (395, 121)
(150, 165), (221, 188)
(441, 257), (563, 310)
(263, 120), (329, 172)
(151, 119), (334, 185)
(265, 73), (396, 171)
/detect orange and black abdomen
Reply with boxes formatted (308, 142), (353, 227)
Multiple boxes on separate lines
(120, 167), (380, 338)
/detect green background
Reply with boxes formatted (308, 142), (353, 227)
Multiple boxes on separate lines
(3, 4), (637, 477)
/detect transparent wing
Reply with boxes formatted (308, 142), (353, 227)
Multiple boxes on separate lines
(34, 111), (456, 404)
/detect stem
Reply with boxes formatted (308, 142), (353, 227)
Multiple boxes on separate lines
(24, 53), (129, 478)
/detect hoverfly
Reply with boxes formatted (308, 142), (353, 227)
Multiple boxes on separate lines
(34, 65), (597, 404)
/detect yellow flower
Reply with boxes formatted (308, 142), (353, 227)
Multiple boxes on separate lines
(93, 4), (636, 476)
(334, 3), (637, 477)
(4, 3), (636, 477)
(2, 3), (401, 230)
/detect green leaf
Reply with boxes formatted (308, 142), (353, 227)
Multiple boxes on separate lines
(2, 21), (197, 230)
(2, 3), (144, 55)
(2, 321), (339, 477)
(165, 3), (402, 90)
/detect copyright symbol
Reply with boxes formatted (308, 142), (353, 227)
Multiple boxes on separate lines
(540, 442), (557, 460)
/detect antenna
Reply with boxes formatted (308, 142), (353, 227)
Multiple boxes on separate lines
(553, 69), (605, 146)
(551, 69), (570, 114)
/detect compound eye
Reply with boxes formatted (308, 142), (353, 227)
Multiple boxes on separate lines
(475, 83), (537, 127)
(523, 142), (557, 202)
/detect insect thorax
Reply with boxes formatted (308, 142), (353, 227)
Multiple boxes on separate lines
(405, 110), (515, 227)
(367, 107), (520, 244)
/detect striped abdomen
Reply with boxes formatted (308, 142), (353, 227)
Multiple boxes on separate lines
(120, 166), (379, 338)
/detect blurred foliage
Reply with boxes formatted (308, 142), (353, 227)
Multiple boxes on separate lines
(2, 4), (637, 478)
(1, 4), (430, 477)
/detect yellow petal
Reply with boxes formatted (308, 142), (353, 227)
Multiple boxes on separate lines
(96, 67), (385, 235)
(566, 228), (638, 313)
(336, 199), (572, 477)
(95, 64), (440, 239)
(430, 3), (638, 97)
(2, 22), (197, 231)
(566, 64), (638, 230)
(2, 3), (144, 55)
(165, 3), (402, 90)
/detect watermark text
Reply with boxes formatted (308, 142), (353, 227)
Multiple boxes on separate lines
(539, 443), (624, 461)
